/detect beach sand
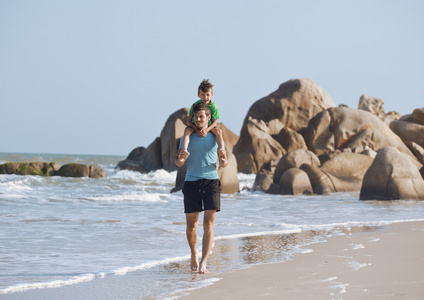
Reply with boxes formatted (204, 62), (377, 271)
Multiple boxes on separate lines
(180, 221), (424, 300)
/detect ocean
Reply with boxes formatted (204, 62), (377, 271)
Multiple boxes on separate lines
(1, 152), (423, 299)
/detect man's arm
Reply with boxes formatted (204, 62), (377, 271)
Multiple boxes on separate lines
(218, 149), (228, 168)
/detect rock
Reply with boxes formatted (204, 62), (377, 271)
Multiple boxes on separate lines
(233, 117), (286, 174)
(273, 149), (320, 185)
(89, 165), (107, 179)
(407, 142), (424, 164)
(273, 127), (307, 152)
(234, 78), (334, 173)
(160, 108), (189, 172)
(217, 123), (239, 153)
(303, 107), (416, 159)
(218, 151), (240, 194)
(253, 170), (274, 191)
(390, 120), (424, 150)
(279, 168), (313, 195)
(299, 164), (334, 194)
(358, 94), (385, 119)
(0, 162), (20, 174)
(50, 162), (62, 172)
(0, 162), (54, 176)
(320, 152), (374, 193)
(360, 146), (424, 200)
(401, 108), (424, 125)
(56, 164), (90, 177)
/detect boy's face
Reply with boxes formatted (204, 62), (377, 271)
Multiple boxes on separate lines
(198, 88), (213, 104)
(193, 109), (211, 129)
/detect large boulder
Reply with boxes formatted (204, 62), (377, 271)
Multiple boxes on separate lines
(358, 94), (385, 119)
(116, 138), (162, 173)
(390, 120), (424, 150)
(273, 149), (320, 184)
(56, 163), (107, 178)
(303, 107), (415, 159)
(400, 108), (424, 125)
(234, 79), (334, 173)
(160, 108), (189, 172)
(320, 152), (374, 192)
(233, 117), (286, 174)
(56, 164), (90, 177)
(278, 168), (313, 195)
(360, 147), (424, 200)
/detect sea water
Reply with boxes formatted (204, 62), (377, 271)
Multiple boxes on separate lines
(1, 153), (423, 299)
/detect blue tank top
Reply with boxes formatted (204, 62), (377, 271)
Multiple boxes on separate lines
(179, 133), (219, 181)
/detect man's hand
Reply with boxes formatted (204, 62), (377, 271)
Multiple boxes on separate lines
(218, 149), (228, 168)
(175, 149), (190, 167)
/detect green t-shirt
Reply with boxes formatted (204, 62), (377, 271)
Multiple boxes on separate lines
(188, 100), (220, 126)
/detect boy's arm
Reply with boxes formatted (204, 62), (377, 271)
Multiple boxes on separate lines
(204, 119), (218, 133)
(186, 115), (196, 130)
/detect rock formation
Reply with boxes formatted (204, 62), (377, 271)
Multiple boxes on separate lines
(0, 162), (107, 178)
(233, 78), (335, 174)
(360, 146), (424, 200)
(303, 107), (415, 158)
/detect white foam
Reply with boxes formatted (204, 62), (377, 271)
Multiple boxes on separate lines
(350, 243), (365, 250)
(0, 273), (97, 294)
(214, 228), (302, 240)
(113, 255), (190, 276)
(86, 192), (168, 202)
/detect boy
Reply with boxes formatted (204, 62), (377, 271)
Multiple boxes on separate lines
(179, 79), (226, 162)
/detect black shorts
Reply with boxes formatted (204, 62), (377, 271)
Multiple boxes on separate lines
(182, 179), (221, 213)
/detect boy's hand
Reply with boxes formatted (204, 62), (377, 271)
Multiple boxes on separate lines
(197, 128), (207, 137)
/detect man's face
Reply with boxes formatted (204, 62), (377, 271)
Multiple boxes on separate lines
(193, 109), (211, 129)
(198, 88), (213, 104)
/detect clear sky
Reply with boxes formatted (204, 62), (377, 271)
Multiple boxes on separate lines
(1, 0), (423, 155)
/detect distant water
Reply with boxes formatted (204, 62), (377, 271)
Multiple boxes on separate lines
(1, 152), (424, 299)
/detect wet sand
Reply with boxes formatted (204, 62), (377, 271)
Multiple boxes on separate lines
(180, 221), (424, 299)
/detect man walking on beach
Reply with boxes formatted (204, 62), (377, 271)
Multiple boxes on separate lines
(175, 102), (228, 274)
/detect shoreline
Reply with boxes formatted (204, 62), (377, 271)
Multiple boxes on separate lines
(1, 220), (423, 299)
(179, 220), (424, 299)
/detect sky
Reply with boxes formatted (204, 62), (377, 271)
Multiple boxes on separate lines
(1, 0), (423, 156)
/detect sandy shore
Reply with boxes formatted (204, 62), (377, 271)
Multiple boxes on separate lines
(180, 221), (424, 300)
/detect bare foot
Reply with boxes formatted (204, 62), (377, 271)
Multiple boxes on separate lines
(199, 261), (210, 274)
(191, 252), (199, 272)
(178, 150), (190, 163)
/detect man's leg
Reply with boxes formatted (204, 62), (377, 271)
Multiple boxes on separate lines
(185, 212), (200, 271)
(199, 210), (216, 274)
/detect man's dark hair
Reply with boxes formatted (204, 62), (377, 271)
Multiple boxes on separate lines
(193, 102), (210, 116)
(198, 79), (214, 93)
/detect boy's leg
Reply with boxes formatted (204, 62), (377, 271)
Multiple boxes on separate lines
(178, 127), (194, 163)
(211, 127), (227, 160)
(182, 126), (195, 151)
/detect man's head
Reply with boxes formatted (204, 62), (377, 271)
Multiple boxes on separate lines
(198, 79), (214, 104)
(192, 102), (211, 129)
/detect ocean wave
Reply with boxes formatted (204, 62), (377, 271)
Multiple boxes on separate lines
(85, 192), (169, 202)
(0, 273), (101, 294)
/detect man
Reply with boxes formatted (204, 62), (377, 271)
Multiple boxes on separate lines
(175, 102), (228, 274)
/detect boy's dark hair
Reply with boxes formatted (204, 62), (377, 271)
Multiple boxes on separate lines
(193, 102), (211, 116)
(198, 79), (214, 93)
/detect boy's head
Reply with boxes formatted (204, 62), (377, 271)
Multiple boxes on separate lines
(198, 79), (214, 104)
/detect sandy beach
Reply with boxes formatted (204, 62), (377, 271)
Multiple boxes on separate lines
(180, 221), (424, 300)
